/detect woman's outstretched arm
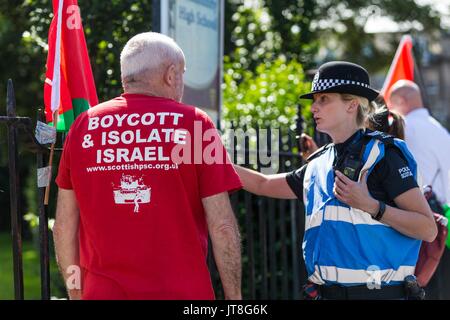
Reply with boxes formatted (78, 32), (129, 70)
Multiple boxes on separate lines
(234, 165), (297, 199)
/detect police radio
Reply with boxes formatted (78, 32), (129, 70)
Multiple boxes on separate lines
(340, 154), (364, 181)
(333, 139), (368, 182)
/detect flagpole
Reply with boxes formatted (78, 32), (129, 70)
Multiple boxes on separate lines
(44, 0), (64, 206)
(42, 0), (98, 207)
(44, 110), (58, 205)
(411, 38), (430, 108)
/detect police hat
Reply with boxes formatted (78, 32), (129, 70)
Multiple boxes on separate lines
(300, 61), (380, 102)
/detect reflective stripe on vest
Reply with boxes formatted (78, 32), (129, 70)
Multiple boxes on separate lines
(303, 134), (421, 286)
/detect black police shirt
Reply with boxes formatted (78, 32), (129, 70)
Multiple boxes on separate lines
(286, 130), (419, 207)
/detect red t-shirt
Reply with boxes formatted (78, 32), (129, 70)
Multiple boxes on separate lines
(56, 94), (242, 299)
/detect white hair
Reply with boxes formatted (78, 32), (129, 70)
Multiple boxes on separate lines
(120, 32), (185, 80)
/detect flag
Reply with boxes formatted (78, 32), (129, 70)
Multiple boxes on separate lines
(44, 0), (98, 131)
(380, 35), (415, 107)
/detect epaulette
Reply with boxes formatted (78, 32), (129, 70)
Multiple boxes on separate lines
(306, 143), (333, 163)
(362, 129), (396, 146)
(363, 129), (407, 162)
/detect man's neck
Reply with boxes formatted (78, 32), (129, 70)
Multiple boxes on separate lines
(405, 105), (425, 116)
(124, 87), (168, 99)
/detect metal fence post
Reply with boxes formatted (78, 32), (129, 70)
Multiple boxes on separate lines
(37, 109), (51, 300)
(6, 79), (24, 300)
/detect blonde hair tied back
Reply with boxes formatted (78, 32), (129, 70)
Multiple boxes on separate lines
(340, 94), (373, 127)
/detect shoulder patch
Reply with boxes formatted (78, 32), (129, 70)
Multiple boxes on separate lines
(398, 166), (413, 179)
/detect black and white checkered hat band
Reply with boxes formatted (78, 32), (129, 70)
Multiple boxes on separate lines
(312, 78), (370, 92)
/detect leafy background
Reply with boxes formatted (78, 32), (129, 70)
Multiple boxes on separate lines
(0, 0), (445, 299)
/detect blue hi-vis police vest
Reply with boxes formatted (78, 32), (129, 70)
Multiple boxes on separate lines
(303, 130), (421, 287)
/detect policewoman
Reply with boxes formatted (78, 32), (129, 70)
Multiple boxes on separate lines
(235, 61), (437, 300)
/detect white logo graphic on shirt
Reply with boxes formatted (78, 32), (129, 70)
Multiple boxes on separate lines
(113, 174), (151, 213)
(398, 166), (413, 179)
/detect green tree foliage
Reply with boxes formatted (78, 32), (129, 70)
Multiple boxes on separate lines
(0, 2), (47, 156)
(223, 1), (311, 128)
(223, 55), (311, 129)
(264, 0), (320, 66)
(222, 0), (443, 128)
(225, 0), (442, 72)
(0, 0), (443, 132)
(0, 0), (153, 231)
(0, 0), (153, 119)
(225, 1), (282, 72)
(309, 0), (442, 71)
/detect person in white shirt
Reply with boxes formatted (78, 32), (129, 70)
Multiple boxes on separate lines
(389, 80), (450, 205)
(389, 80), (450, 300)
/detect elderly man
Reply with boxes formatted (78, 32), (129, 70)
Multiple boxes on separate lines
(389, 79), (450, 300)
(53, 32), (242, 300)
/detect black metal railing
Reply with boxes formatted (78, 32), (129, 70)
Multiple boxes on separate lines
(0, 80), (50, 300)
(208, 124), (308, 299)
(2, 79), (309, 299)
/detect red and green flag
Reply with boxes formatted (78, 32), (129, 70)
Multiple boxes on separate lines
(44, 0), (98, 131)
(381, 35), (415, 107)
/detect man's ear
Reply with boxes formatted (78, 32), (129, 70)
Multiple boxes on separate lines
(399, 96), (408, 106)
(390, 94), (404, 106)
(163, 64), (177, 87)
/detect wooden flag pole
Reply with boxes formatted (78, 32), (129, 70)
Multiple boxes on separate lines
(44, 110), (58, 205)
